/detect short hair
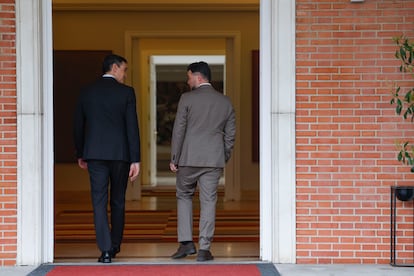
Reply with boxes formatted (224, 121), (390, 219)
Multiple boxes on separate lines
(187, 61), (211, 82)
(102, 54), (127, 74)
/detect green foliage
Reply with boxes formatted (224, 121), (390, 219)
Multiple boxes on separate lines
(396, 141), (414, 166)
(390, 35), (414, 166)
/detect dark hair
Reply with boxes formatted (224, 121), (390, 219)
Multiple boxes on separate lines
(187, 61), (211, 82)
(102, 54), (127, 74)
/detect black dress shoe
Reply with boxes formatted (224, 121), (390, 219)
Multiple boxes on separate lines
(98, 251), (111, 263)
(171, 242), (197, 259)
(110, 246), (120, 258)
(196, 249), (214, 262)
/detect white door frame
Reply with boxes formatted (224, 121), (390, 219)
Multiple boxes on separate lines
(260, 0), (296, 262)
(148, 55), (226, 186)
(16, 0), (54, 264)
(15, 0), (296, 264)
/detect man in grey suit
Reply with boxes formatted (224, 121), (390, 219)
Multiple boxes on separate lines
(73, 54), (140, 263)
(169, 61), (236, 261)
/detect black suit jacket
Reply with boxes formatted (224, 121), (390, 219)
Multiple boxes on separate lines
(73, 76), (140, 163)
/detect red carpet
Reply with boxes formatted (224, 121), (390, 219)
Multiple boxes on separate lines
(49, 264), (259, 275)
(29, 263), (279, 276)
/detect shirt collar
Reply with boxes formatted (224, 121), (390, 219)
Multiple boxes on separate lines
(102, 74), (116, 79)
(197, 83), (212, 88)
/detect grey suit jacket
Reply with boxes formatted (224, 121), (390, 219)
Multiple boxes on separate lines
(171, 84), (236, 168)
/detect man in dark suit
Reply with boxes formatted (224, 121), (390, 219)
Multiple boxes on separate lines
(169, 61), (236, 261)
(73, 54), (141, 263)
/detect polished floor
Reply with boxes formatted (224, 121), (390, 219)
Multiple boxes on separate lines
(54, 185), (260, 263)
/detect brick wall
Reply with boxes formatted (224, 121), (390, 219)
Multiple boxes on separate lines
(0, 0), (17, 266)
(296, 0), (414, 264)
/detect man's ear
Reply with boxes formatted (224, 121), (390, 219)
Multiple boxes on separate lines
(109, 63), (118, 74)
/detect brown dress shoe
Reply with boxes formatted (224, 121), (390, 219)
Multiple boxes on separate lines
(171, 242), (197, 259)
(196, 249), (214, 261)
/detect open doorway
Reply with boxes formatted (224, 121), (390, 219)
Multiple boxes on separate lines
(16, 0), (299, 265)
(148, 55), (226, 187)
(51, 1), (260, 263)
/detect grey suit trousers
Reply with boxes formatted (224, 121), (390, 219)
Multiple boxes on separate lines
(176, 166), (222, 250)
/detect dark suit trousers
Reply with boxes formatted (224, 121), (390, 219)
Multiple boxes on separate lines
(87, 160), (130, 252)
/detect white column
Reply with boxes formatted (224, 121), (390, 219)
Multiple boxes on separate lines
(260, 0), (296, 263)
(16, 0), (54, 265)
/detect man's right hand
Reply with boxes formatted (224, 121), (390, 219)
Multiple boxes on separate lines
(129, 162), (140, 182)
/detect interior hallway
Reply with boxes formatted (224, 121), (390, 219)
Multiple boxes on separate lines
(54, 186), (260, 263)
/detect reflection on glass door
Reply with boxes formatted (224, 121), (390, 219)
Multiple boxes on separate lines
(155, 69), (185, 184)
